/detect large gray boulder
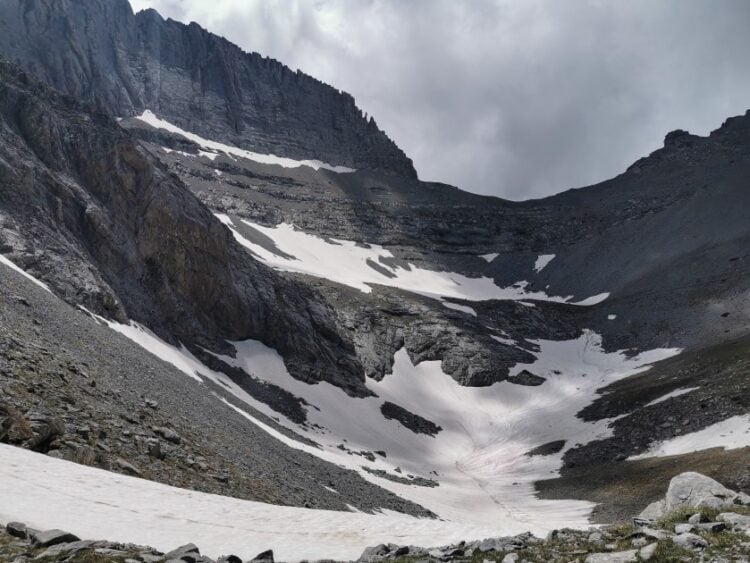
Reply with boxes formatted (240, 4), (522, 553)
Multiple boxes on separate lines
(639, 472), (747, 518)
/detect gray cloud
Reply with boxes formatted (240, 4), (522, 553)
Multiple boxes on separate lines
(130, 0), (750, 199)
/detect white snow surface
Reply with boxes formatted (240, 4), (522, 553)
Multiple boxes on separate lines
(643, 387), (701, 408)
(57, 311), (680, 558)
(216, 214), (609, 306)
(534, 254), (556, 272)
(0, 254), (52, 293)
(135, 110), (355, 173)
(608, 314), (617, 320)
(629, 415), (750, 461)
(0, 443), (513, 562)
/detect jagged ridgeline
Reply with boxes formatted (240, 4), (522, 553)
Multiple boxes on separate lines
(0, 0), (415, 176)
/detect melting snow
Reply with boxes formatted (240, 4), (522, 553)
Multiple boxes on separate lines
(216, 214), (609, 307)
(643, 386), (700, 408)
(608, 314), (617, 320)
(71, 311), (680, 552)
(629, 415), (750, 460)
(0, 255), (52, 293)
(534, 254), (555, 273)
(136, 111), (355, 173)
(441, 302), (477, 316)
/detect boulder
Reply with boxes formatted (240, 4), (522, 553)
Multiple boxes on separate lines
(717, 512), (750, 533)
(358, 544), (390, 561)
(163, 543), (200, 562)
(5, 521), (27, 539)
(217, 556), (243, 563)
(37, 540), (97, 558)
(671, 532), (708, 550)
(501, 553), (519, 563)
(639, 472), (745, 518)
(30, 529), (81, 547)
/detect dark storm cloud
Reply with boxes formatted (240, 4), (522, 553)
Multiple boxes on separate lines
(130, 0), (750, 199)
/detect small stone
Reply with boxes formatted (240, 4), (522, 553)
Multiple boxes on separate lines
(696, 521), (726, 533)
(501, 553), (519, 563)
(153, 426), (181, 444)
(674, 523), (693, 534)
(687, 513), (704, 525)
(638, 543), (657, 561)
(114, 458), (142, 476)
(217, 556), (243, 563)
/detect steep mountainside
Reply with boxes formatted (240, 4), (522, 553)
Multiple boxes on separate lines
(0, 0), (415, 176)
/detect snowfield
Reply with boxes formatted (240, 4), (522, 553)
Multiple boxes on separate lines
(0, 443), (505, 562)
(134, 110), (356, 173)
(216, 214), (609, 306)
(71, 309), (684, 559)
(8, 237), (745, 562)
(629, 414), (750, 460)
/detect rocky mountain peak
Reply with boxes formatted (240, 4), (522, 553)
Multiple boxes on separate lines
(0, 0), (416, 177)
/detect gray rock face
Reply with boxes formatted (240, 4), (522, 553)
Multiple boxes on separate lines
(380, 401), (442, 436)
(0, 0), (415, 177)
(0, 58), (368, 397)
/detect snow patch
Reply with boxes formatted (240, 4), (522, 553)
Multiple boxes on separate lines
(643, 386), (700, 408)
(442, 302), (477, 316)
(607, 314), (617, 320)
(138, 111), (355, 173)
(534, 254), (555, 273)
(479, 253), (499, 263)
(629, 415), (750, 460)
(217, 214), (610, 307)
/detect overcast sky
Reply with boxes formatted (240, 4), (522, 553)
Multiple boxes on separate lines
(129, 0), (750, 200)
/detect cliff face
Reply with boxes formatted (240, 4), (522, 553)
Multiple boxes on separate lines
(0, 58), (368, 396)
(0, 0), (416, 177)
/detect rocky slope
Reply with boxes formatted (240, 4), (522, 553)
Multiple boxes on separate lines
(0, 0), (414, 176)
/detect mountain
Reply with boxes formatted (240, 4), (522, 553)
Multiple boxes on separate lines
(0, 1), (749, 561)
(0, 0), (415, 176)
